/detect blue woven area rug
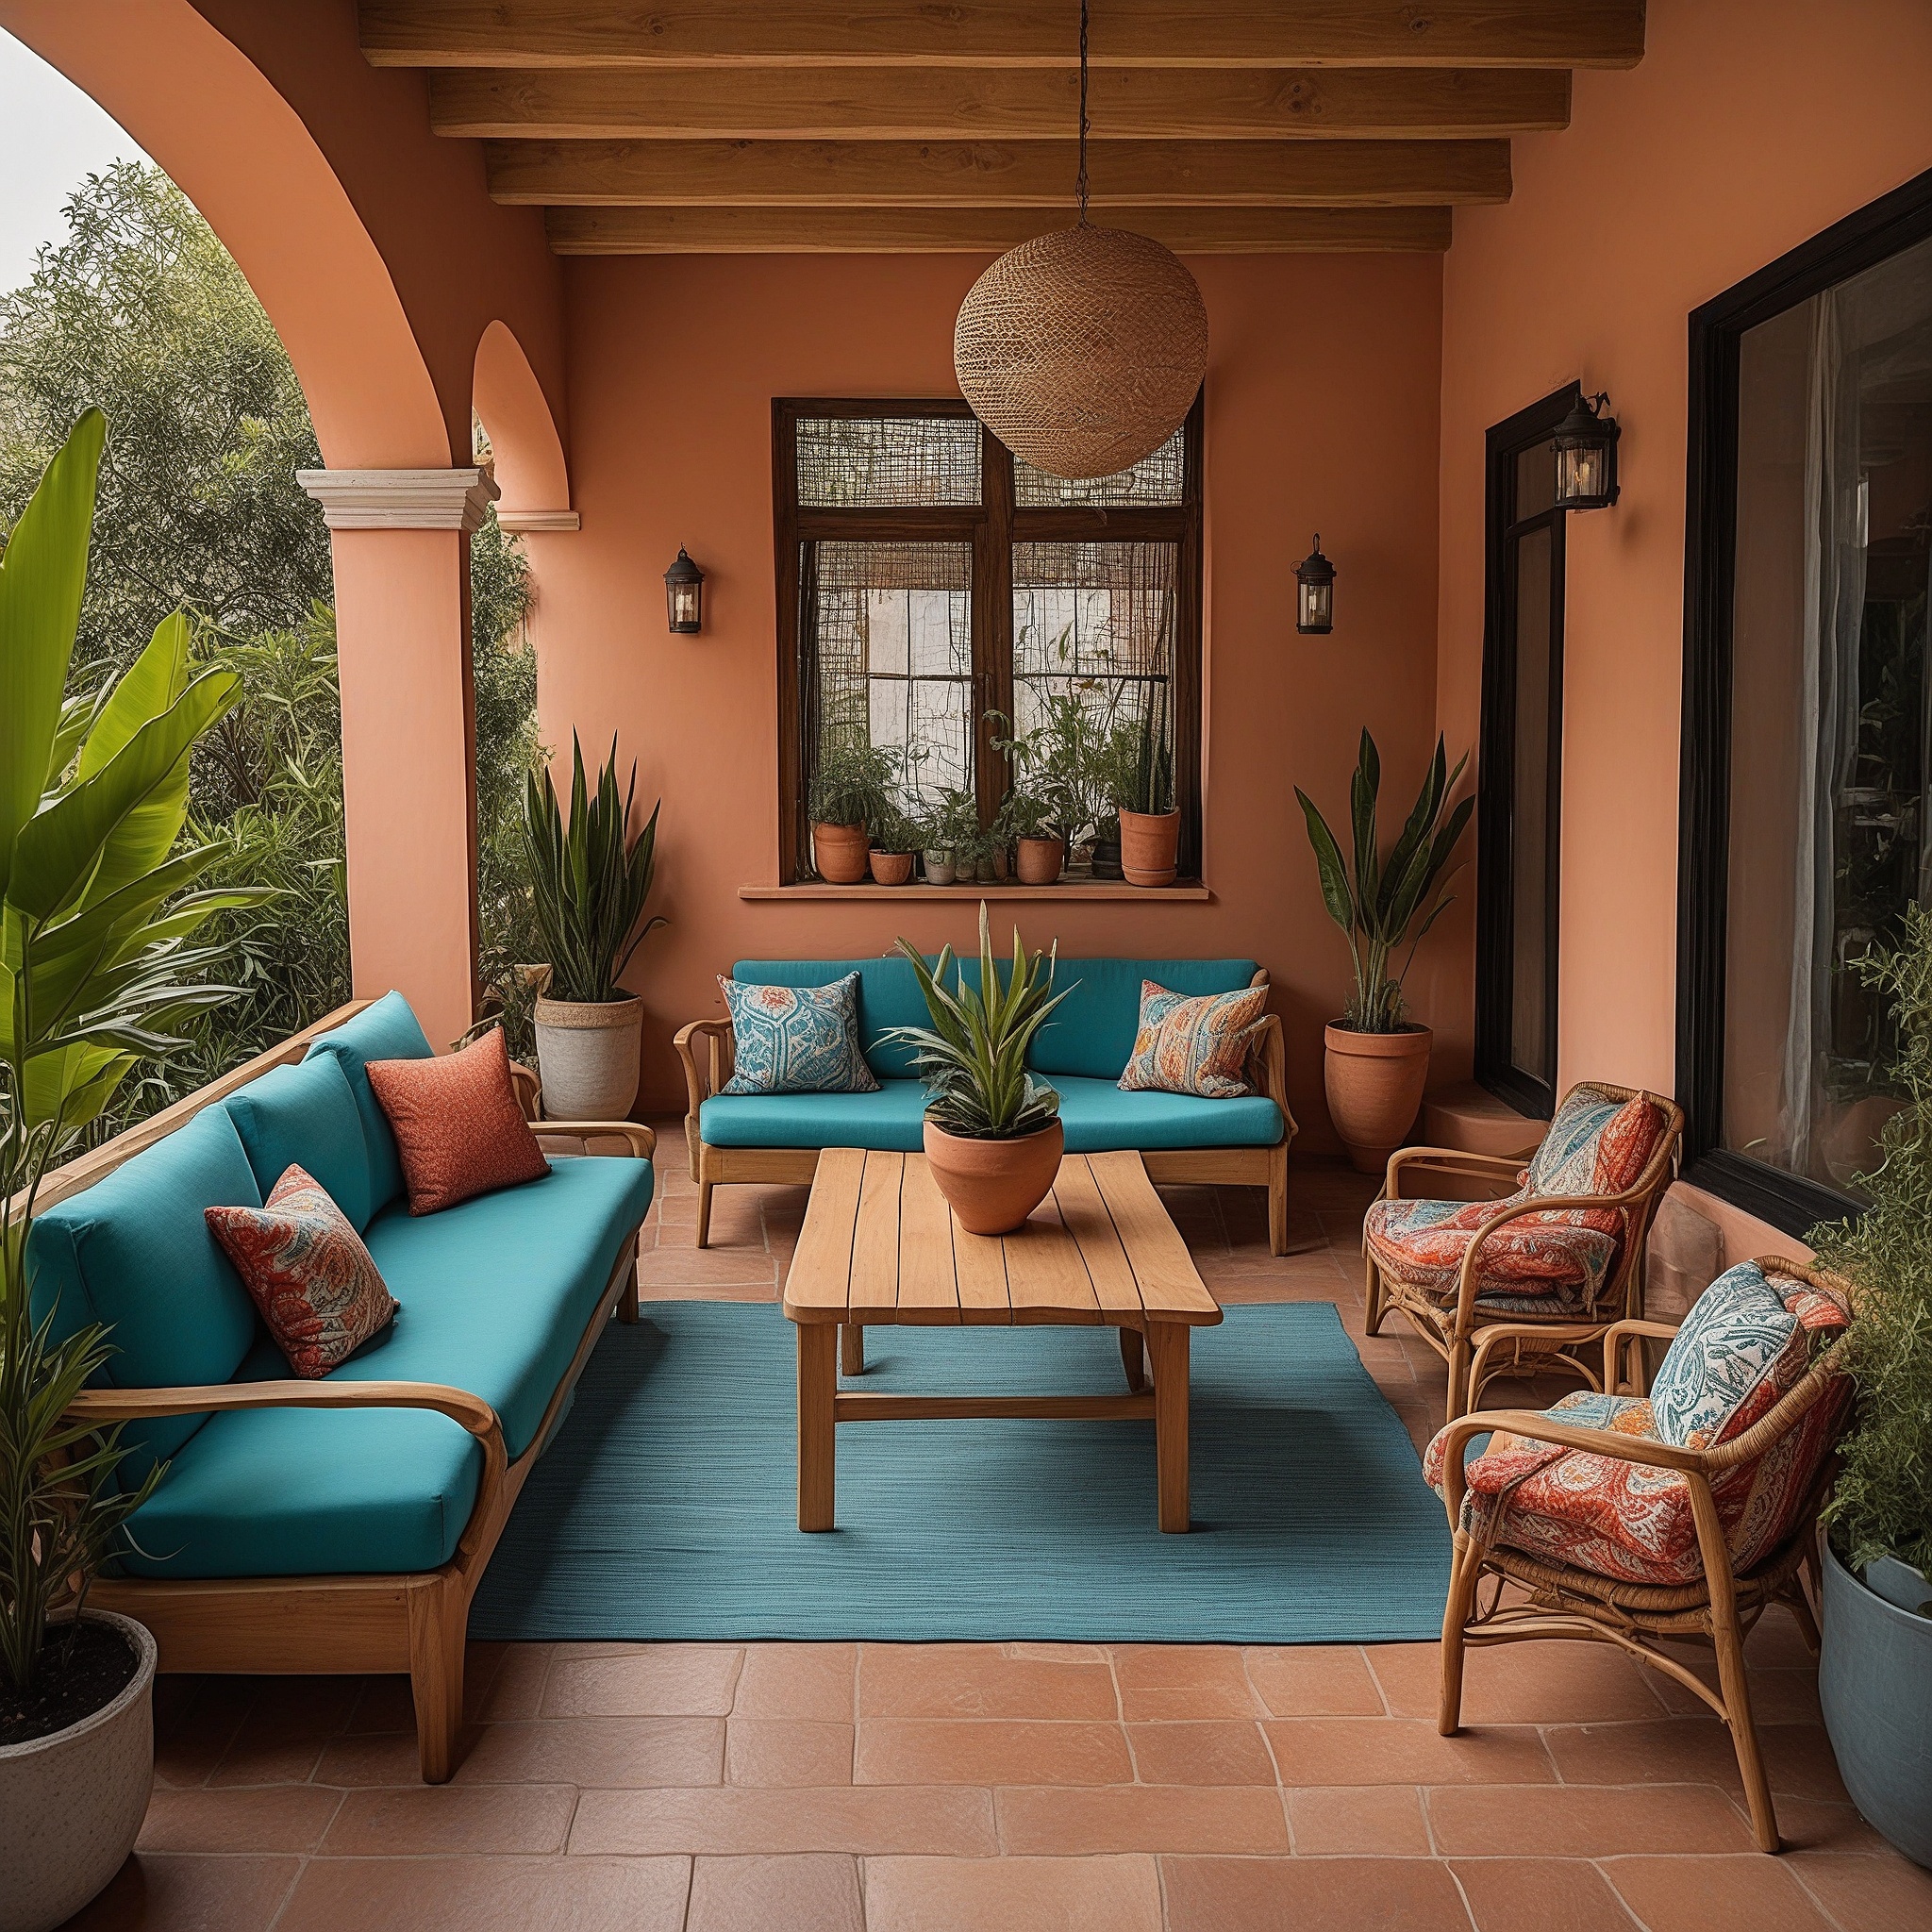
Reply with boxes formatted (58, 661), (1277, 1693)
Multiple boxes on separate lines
(469, 1300), (1450, 1644)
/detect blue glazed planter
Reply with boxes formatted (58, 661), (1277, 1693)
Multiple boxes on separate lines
(1821, 1539), (1932, 1868)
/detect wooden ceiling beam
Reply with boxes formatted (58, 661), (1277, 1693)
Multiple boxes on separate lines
(544, 204), (1455, 253)
(430, 65), (1570, 141)
(489, 137), (1509, 208)
(364, 2), (1645, 72)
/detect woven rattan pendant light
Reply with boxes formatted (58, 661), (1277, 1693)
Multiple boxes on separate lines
(953, 0), (1208, 481)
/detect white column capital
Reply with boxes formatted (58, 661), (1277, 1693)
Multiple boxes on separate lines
(296, 466), (500, 533)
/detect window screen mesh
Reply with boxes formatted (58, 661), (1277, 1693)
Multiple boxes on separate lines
(800, 541), (974, 819)
(1014, 425), (1187, 507)
(795, 416), (982, 507)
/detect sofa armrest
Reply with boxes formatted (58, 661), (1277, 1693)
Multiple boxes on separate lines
(532, 1120), (657, 1160)
(508, 1059), (541, 1122)
(1250, 1013), (1299, 1143)
(674, 1019), (733, 1179)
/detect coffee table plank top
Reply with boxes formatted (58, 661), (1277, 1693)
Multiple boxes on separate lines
(784, 1149), (1221, 1328)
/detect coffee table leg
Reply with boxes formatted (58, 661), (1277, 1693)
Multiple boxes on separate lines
(797, 1322), (838, 1532)
(1147, 1322), (1191, 1533)
(841, 1323), (865, 1376)
(1118, 1325), (1145, 1392)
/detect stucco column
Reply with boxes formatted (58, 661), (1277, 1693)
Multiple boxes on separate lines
(296, 467), (497, 1054)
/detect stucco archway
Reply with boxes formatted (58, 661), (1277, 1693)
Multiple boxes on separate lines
(474, 320), (575, 530)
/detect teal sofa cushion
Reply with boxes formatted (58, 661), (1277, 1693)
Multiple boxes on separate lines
(1055, 1076), (1284, 1152)
(225, 1051), (375, 1229)
(1034, 958), (1260, 1080)
(116, 1150), (656, 1579)
(700, 1075), (1283, 1155)
(26, 1106), (264, 1480)
(304, 991), (433, 1214)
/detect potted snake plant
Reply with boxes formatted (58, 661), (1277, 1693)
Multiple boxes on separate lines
(524, 734), (665, 1120)
(887, 904), (1074, 1233)
(1296, 731), (1472, 1172)
(1117, 681), (1178, 887)
(3, 412), (263, 1932)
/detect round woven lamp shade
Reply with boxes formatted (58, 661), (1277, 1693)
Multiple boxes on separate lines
(954, 223), (1208, 481)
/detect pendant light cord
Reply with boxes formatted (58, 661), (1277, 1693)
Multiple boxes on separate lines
(1075, 0), (1090, 225)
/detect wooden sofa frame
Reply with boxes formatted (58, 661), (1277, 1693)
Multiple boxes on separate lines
(675, 968), (1298, 1255)
(1434, 1257), (1850, 1855)
(33, 1001), (657, 1783)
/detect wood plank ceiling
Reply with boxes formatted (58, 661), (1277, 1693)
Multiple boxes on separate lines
(359, 2), (1646, 254)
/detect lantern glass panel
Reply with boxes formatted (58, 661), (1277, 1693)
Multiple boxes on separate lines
(1298, 576), (1333, 633)
(668, 575), (702, 633)
(1556, 439), (1606, 506)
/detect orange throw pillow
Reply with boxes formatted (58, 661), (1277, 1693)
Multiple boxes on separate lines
(366, 1026), (548, 1215)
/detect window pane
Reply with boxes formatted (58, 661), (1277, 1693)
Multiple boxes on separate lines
(1510, 523), (1555, 1084)
(1011, 541), (1176, 839)
(795, 415), (981, 507)
(800, 541), (974, 824)
(1514, 440), (1557, 520)
(1724, 230), (1932, 1193)
(1014, 425), (1187, 507)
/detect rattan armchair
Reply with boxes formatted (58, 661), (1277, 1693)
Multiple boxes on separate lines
(1433, 1256), (1851, 1855)
(1365, 1082), (1685, 1422)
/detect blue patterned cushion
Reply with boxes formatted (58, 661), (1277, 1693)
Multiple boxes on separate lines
(1526, 1085), (1626, 1195)
(1648, 1261), (1800, 1448)
(719, 974), (880, 1095)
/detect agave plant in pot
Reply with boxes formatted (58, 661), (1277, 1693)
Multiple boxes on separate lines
(1117, 681), (1179, 887)
(4, 413), (264, 1932)
(1296, 731), (1471, 1173)
(524, 734), (665, 1120)
(887, 905), (1074, 1234)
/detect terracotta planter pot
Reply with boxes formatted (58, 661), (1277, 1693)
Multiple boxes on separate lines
(1324, 1022), (1432, 1174)
(534, 993), (642, 1120)
(924, 1118), (1065, 1235)
(812, 820), (870, 885)
(0, 1610), (156, 1932)
(1015, 836), (1064, 886)
(869, 849), (914, 886)
(922, 848), (956, 886)
(1120, 808), (1180, 886)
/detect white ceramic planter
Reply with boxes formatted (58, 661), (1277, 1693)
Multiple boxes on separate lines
(533, 993), (642, 1120)
(0, 1610), (156, 1932)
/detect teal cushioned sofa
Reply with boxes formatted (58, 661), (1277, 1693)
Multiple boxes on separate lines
(27, 992), (656, 1782)
(675, 954), (1297, 1253)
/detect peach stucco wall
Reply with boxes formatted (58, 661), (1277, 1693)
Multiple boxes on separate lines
(537, 251), (1446, 1122)
(1433, 0), (1932, 1102)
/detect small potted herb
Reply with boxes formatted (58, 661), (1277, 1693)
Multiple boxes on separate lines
(1000, 790), (1064, 886)
(868, 804), (919, 887)
(887, 904), (1074, 1232)
(920, 787), (978, 885)
(808, 741), (897, 885)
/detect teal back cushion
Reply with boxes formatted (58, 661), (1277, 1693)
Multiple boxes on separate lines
(732, 957), (933, 1079)
(26, 1105), (264, 1480)
(225, 1052), (375, 1230)
(303, 991), (433, 1214)
(731, 956), (1261, 1083)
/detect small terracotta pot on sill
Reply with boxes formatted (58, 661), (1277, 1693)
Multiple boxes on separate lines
(812, 820), (870, 885)
(869, 849), (914, 886)
(924, 1117), (1064, 1234)
(1015, 836), (1064, 886)
(1324, 1021), (1432, 1174)
(1120, 808), (1180, 887)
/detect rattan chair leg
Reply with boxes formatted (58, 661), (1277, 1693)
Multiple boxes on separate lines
(1712, 1605), (1780, 1853)
(1363, 1254), (1385, 1336)
(1445, 1337), (1472, 1425)
(1439, 1530), (1482, 1736)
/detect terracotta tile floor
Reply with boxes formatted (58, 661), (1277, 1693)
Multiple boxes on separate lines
(65, 1141), (1932, 1930)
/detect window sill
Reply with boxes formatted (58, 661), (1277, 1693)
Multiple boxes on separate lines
(739, 881), (1213, 903)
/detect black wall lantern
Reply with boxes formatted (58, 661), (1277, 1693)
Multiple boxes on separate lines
(1551, 391), (1621, 510)
(664, 545), (705, 634)
(1294, 534), (1336, 635)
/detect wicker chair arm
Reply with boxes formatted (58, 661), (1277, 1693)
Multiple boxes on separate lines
(1382, 1145), (1525, 1198)
(1437, 1404), (1707, 1525)
(1602, 1317), (1684, 1393)
(531, 1120), (658, 1159)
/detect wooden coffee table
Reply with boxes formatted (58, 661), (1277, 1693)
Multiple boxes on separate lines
(782, 1147), (1223, 1534)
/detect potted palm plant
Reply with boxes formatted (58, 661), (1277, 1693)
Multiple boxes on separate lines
(3, 412), (262, 1932)
(1117, 682), (1178, 886)
(1807, 907), (1932, 1867)
(524, 734), (665, 1120)
(808, 740), (895, 885)
(1296, 731), (1472, 1172)
(887, 905), (1074, 1233)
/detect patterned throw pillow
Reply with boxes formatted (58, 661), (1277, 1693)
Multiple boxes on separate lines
(1525, 1087), (1666, 1233)
(206, 1165), (399, 1379)
(719, 974), (881, 1095)
(1117, 980), (1269, 1098)
(366, 1025), (550, 1214)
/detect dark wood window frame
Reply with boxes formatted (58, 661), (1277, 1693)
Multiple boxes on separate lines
(1678, 163), (1932, 1237)
(773, 393), (1205, 886)
(1475, 383), (1577, 1121)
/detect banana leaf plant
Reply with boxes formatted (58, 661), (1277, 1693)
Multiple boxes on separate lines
(522, 732), (665, 1004)
(1295, 730), (1472, 1034)
(3, 410), (263, 1703)
(886, 902), (1074, 1139)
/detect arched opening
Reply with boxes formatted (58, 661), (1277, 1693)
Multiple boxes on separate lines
(474, 320), (575, 530)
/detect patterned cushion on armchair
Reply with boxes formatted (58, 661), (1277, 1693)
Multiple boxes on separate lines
(1423, 1264), (1850, 1587)
(1362, 1089), (1665, 1317)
